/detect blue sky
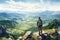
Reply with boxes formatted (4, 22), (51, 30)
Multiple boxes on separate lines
(0, 0), (60, 13)
(0, 0), (60, 3)
(0, 0), (40, 3)
(14, 0), (40, 3)
(45, 0), (60, 2)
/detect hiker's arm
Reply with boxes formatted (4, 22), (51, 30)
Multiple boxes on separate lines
(37, 21), (38, 26)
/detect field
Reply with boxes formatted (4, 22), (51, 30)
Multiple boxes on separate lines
(0, 19), (59, 40)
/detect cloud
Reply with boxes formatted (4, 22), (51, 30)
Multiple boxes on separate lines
(44, 0), (60, 5)
(14, 0), (40, 3)
(0, 0), (60, 13)
(0, 0), (41, 12)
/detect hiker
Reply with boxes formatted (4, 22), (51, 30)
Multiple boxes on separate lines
(37, 17), (43, 35)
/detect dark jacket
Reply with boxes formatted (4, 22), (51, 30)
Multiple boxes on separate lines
(37, 19), (42, 27)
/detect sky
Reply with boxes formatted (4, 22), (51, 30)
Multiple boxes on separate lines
(0, 0), (60, 13)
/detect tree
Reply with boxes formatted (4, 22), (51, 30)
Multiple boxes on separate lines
(47, 19), (58, 29)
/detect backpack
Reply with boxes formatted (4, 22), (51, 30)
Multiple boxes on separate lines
(37, 20), (42, 26)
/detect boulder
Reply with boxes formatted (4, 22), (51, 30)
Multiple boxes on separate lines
(22, 31), (33, 40)
(0, 25), (10, 38)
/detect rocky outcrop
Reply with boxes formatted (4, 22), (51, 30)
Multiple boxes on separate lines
(0, 25), (10, 38)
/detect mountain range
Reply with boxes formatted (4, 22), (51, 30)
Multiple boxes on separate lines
(0, 11), (60, 21)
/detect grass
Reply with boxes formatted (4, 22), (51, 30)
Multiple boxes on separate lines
(0, 19), (60, 40)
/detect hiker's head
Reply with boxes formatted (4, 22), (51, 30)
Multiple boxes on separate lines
(38, 17), (41, 20)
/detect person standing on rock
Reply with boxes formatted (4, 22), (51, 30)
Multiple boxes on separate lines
(37, 17), (43, 36)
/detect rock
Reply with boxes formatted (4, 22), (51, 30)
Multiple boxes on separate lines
(25, 35), (33, 40)
(8, 35), (14, 40)
(8, 38), (13, 40)
(0, 29), (3, 34)
(37, 33), (52, 40)
(58, 31), (60, 40)
(0, 25), (10, 38)
(17, 36), (22, 40)
(0, 25), (6, 35)
(52, 30), (60, 40)
(58, 31), (60, 34)
(33, 30), (52, 40)
(37, 36), (42, 40)
(25, 31), (32, 36)
(23, 31), (32, 40)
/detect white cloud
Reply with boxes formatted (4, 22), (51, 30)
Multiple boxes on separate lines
(0, 0), (60, 13)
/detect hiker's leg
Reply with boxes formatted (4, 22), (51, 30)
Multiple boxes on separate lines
(38, 27), (40, 36)
(40, 26), (42, 35)
(39, 30), (40, 35)
(41, 28), (42, 34)
(40, 28), (42, 35)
